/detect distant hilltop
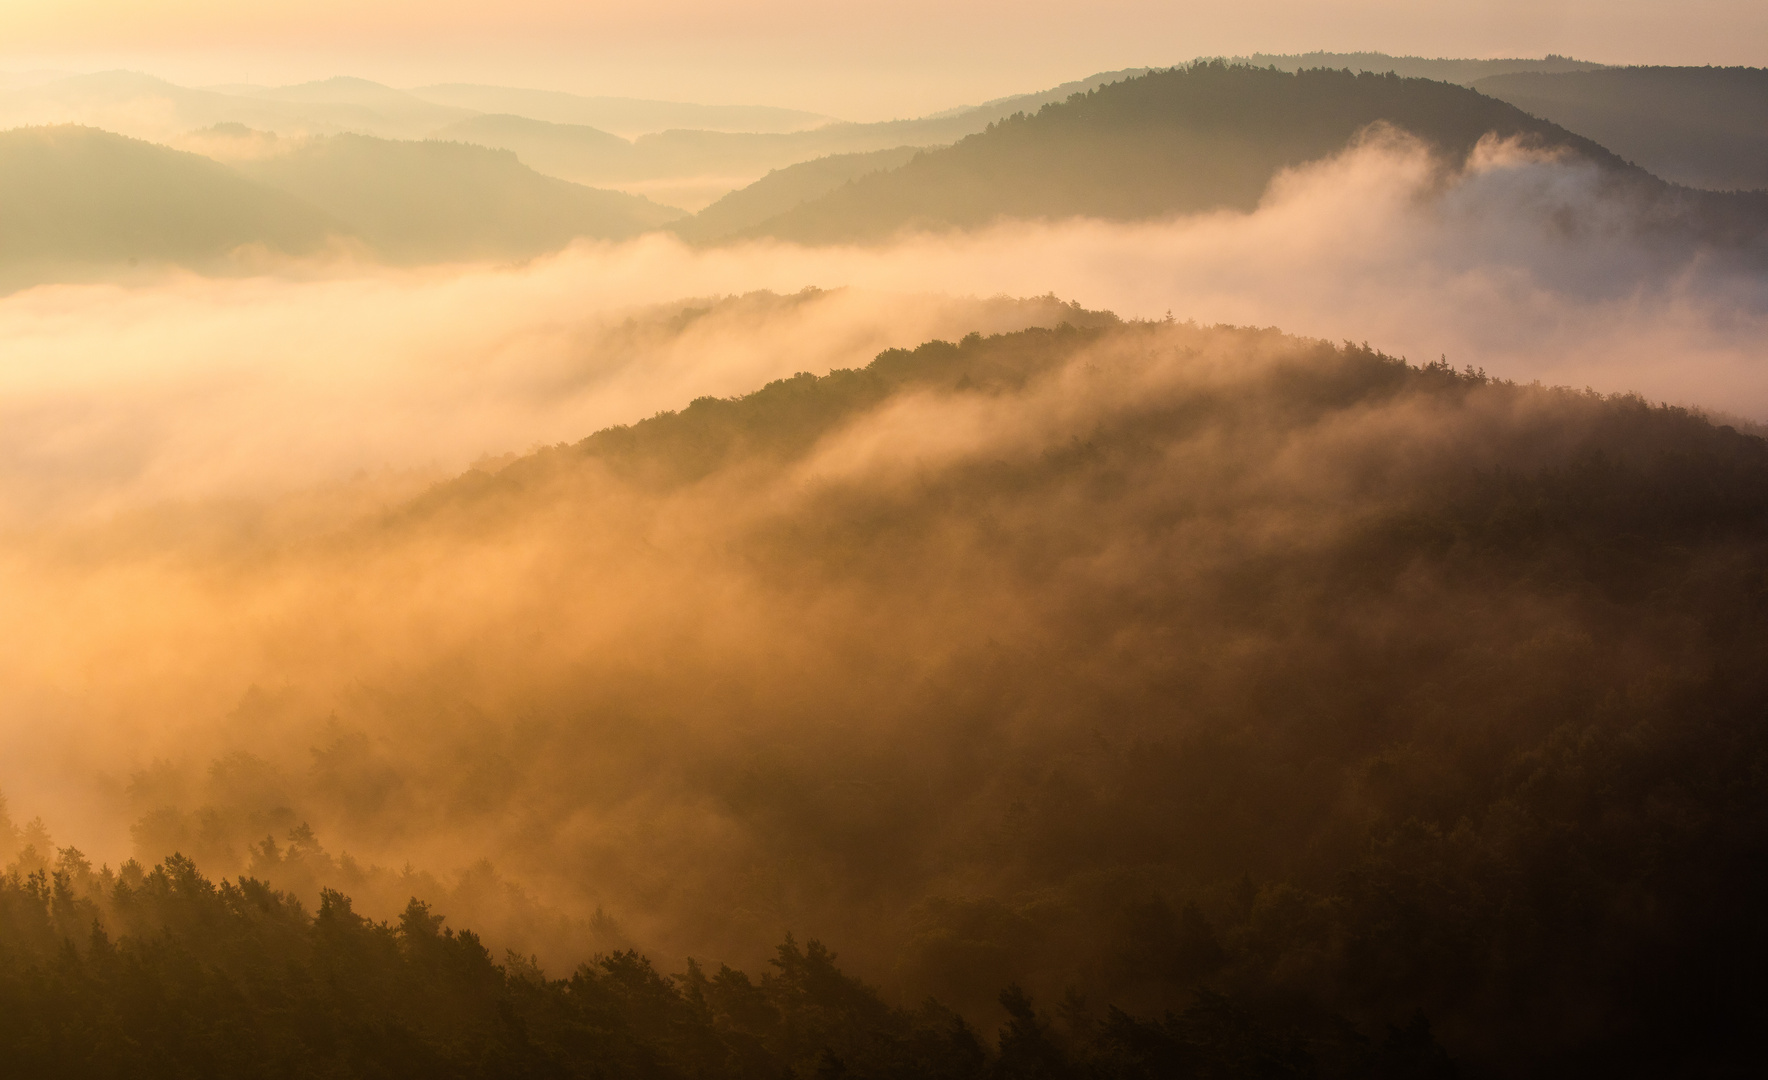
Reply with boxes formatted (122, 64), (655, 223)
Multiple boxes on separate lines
(1226, 52), (1606, 86)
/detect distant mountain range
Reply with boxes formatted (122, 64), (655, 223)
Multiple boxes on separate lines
(0, 67), (1150, 213)
(0, 125), (683, 286)
(405, 84), (834, 138)
(0, 71), (831, 144)
(6, 60), (1768, 287)
(0, 72), (473, 142)
(426, 69), (1151, 210)
(1235, 52), (1606, 85)
(235, 132), (682, 262)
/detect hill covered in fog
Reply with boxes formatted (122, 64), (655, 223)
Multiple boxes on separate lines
(10, 310), (1765, 1074)
(236, 133), (684, 262)
(0, 125), (685, 286)
(0, 71), (474, 142)
(739, 64), (1656, 242)
(408, 83), (836, 137)
(1475, 66), (1768, 191)
(0, 125), (345, 287)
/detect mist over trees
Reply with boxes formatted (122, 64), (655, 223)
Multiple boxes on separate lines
(741, 64), (1768, 246)
(6, 41), (1768, 1077)
(7, 315), (1767, 1074)
(235, 133), (685, 262)
(0, 125), (343, 288)
(9, 59), (1768, 284)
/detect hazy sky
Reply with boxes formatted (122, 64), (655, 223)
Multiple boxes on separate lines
(2, 1), (1764, 119)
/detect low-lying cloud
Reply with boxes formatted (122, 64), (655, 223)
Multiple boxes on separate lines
(2, 128), (1766, 990)
(2, 129), (1763, 528)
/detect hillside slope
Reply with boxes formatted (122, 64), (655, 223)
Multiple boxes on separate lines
(65, 312), (1759, 1074)
(238, 134), (685, 261)
(672, 146), (922, 242)
(0, 125), (346, 287)
(742, 64), (1645, 243)
(1476, 67), (1768, 191)
(425, 113), (632, 187)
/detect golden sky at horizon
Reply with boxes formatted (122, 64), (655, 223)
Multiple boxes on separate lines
(2, 0), (1763, 119)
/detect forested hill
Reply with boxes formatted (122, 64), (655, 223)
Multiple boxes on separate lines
(0, 856), (1455, 1078)
(394, 318), (1768, 1074)
(0, 125), (346, 288)
(0, 125), (686, 285)
(9, 315), (1768, 1073)
(1475, 67), (1768, 192)
(429, 70), (1150, 209)
(233, 134), (685, 262)
(737, 63), (1684, 243)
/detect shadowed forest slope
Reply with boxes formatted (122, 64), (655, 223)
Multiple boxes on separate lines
(0, 854), (1457, 1079)
(744, 63), (1762, 244)
(14, 315), (1768, 1075)
(1476, 66), (1768, 191)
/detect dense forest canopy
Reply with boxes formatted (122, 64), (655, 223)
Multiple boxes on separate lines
(6, 313), (1768, 1074)
(426, 69), (1152, 209)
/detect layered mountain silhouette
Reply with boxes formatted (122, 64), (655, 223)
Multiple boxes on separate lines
(0, 72), (474, 142)
(10, 61), (1768, 281)
(429, 70), (1149, 208)
(407, 84), (835, 137)
(1476, 67), (1768, 191)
